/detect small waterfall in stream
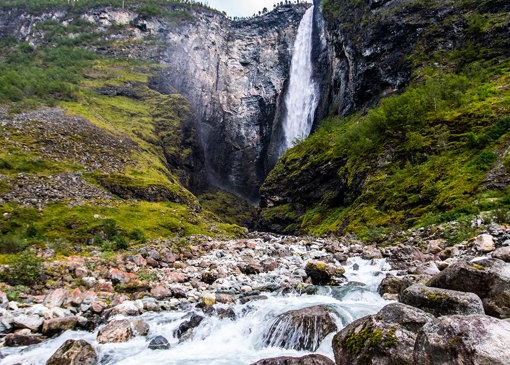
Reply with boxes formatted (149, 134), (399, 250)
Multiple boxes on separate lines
(280, 6), (319, 157)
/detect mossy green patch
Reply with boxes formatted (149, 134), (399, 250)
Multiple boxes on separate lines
(198, 189), (257, 228)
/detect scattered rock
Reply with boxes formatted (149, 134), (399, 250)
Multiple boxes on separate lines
(305, 261), (344, 285)
(493, 246), (510, 262)
(427, 258), (510, 318)
(175, 314), (204, 341)
(148, 335), (171, 350)
(414, 315), (510, 365)
(42, 317), (79, 337)
(400, 284), (485, 317)
(46, 339), (98, 365)
(332, 303), (433, 365)
(251, 354), (335, 365)
(264, 305), (337, 351)
(5, 333), (44, 347)
(150, 285), (170, 300)
(43, 288), (68, 309)
(12, 314), (43, 332)
(131, 319), (150, 336)
(475, 234), (496, 252)
(97, 319), (134, 344)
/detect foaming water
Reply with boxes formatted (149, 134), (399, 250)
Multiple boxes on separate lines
(1, 258), (392, 365)
(280, 6), (318, 156)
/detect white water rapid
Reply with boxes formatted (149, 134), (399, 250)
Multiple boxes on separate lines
(280, 6), (319, 156)
(1, 258), (392, 365)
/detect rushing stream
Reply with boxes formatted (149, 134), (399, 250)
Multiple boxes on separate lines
(280, 5), (319, 156)
(1, 258), (392, 365)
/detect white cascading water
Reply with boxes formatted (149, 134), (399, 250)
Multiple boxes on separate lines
(1, 258), (392, 365)
(280, 6), (319, 156)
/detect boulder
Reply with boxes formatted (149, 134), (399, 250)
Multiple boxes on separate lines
(148, 335), (171, 350)
(493, 246), (510, 262)
(305, 261), (344, 285)
(46, 339), (97, 365)
(5, 333), (44, 347)
(150, 285), (171, 300)
(332, 303), (433, 365)
(475, 234), (495, 252)
(263, 305), (338, 351)
(12, 314), (43, 332)
(42, 316), (79, 336)
(175, 314), (204, 341)
(414, 315), (510, 365)
(97, 319), (133, 344)
(251, 354), (335, 365)
(427, 258), (510, 318)
(43, 288), (67, 308)
(131, 319), (150, 336)
(400, 284), (484, 317)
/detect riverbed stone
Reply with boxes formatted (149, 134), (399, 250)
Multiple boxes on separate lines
(46, 339), (97, 365)
(475, 234), (496, 252)
(427, 258), (510, 318)
(414, 314), (510, 365)
(251, 354), (335, 365)
(305, 261), (343, 285)
(12, 314), (43, 332)
(400, 284), (485, 317)
(332, 303), (433, 365)
(264, 305), (337, 351)
(175, 313), (204, 341)
(493, 246), (510, 262)
(5, 333), (44, 347)
(42, 316), (79, 336)
(97, 319), (133, 344)
(43, 288), (67, 308)
(131, 319), (150, 336)
(148, 335), (170, 350)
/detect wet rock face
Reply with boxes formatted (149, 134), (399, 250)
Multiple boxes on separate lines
(414, 315), (510, 365)
(332, 303), (433, 365)
(46, 339), (98, 365)
(157, 5), (310, 202)
(427, 258), (510, 318)
(400, 284), (485, 317)
(251, 354), (335, 365)
(96, 319), (133, 344)
(263, 305), (338, 351)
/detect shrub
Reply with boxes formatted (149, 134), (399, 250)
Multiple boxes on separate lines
(7, 250), (43, 285)
(0, 235), (28, 254)
(130, 228), (147, 243)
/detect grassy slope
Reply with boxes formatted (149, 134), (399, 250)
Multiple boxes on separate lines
(260, 0), (510, 239)
(0, 2), (242, 258)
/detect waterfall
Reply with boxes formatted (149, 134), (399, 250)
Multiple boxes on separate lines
(280, 6), (318, 156)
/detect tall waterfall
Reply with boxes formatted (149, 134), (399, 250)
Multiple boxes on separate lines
(280, 6), (318, 156)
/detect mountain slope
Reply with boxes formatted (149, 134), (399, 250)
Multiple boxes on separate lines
(260, 0), (510, 238)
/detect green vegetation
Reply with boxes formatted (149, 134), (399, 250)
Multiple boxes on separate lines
(0, 3), (243, 259)
(0, 250), (43, 286)
(261, 0), (510, 238)
(199, 190), (258, 228)
(338, 323), (397, 364)
(0, 0), (216, 13)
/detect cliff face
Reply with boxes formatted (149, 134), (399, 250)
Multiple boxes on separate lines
(259, 0), (510, 235)
(0, 3), (311, 203)
(154, 5), (309, 203)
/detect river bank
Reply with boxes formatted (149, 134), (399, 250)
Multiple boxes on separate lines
(1, 222), (510, 364)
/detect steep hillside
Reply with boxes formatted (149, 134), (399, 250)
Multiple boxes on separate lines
(260, 0), (510, 238)
(0, 0), (249, 257)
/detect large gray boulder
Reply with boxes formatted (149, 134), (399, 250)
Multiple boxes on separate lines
(400, 284), (484, 317)
(427, 258), (510, 318)
(251, 354), (335, 365)
(96, 319), (133, 344)
(263, 305), (338, 351)
(414, 314), (510, 365)
(332, 303), (433, 365)
(46, 339), (97, 365)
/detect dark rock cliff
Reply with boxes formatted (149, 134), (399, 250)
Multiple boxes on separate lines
(0, 3), (314, 204)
